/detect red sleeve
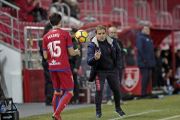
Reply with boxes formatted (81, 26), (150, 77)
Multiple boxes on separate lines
(67, 32), (73, 48)
(43, 36), (47, 51)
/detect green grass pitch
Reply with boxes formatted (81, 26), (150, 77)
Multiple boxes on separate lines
(20, 95), (180, 120)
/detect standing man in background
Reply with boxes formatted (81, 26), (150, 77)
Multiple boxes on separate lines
(106, 26), (127, 105)
(69, 28), (82, 104)
(43, 13), (80, 120)
(39, 23), (54, 106)
(136, 25), (155, 96)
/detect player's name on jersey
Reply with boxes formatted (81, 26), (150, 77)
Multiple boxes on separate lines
(48, 33), (60, 39)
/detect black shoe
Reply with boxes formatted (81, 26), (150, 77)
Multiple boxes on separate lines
(46, 102), (53, 106)
(115, 107), (125, 116)
(94, 113), (102, 119)
(94, 110), (102, 119)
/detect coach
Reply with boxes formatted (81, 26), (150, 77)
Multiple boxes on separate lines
(136, 25), (155, 96)
(87, 25), (125, 118)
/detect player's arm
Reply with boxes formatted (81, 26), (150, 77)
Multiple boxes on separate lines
(43, 51), (48, 59)
(66, 31), (81, 56)
(68, 47), (81, 56)
(42, 37), (48, 59)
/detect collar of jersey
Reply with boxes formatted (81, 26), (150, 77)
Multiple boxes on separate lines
(52, 28), (60, 30)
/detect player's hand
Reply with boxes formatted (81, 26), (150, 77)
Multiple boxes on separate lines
(75, 48), (81, 56)
(73, 68), (78, 73)
(0, 76), (1, 81)
(95, 51), (101, 60)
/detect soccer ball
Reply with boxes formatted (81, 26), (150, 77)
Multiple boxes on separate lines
(75, 30), (89, 43)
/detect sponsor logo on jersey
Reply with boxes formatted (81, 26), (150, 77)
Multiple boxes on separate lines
(49, 59), (61, 65)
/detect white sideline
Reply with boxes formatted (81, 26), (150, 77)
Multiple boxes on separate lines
(158, 115), (180, 120)
(107, 110), (161, 120)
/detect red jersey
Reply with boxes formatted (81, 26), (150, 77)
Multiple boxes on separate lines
(43, 28), (73, 71)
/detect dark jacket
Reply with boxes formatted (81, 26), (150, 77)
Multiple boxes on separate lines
(155, 56), (163, 72)
(39, 40), (47, 63)
(39, 23), (52, 68)
(126, 46), (136, 66)
(39, 40), (49, 70)
(87, 35), (122, 69)
(136, 32), (155, 68)
(69, 38), (82, 69)
(175, 54), (180, 68)
(116, 38), (126, 69)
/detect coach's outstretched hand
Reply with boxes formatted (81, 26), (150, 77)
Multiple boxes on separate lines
(75, 48), (81, 56)
(95, 51), (101, 60)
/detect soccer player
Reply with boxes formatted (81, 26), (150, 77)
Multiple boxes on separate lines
(43, 12), (80, 120)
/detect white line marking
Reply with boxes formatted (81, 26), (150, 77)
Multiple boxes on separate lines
(158, 115), (180, 120)
(108, 110), (161, 120)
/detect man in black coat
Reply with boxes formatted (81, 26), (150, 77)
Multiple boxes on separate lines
(69, 28), (82, 104)
(136, 25), (155, 96)
(87, 25), (125, 118)
(152, 47), (163, 89)
(106, 26), (127, 105)
(39, 23), (54, 106)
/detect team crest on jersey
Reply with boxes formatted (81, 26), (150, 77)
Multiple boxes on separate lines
(49, 59), (61, 66)
(122, 68), (139, 91)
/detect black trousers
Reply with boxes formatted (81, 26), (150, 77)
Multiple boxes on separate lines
(95, 69), (120, 112)
(140, 68), (150, 95)
(70, 63), (79, 102)
(119, 69), (124, 99)
(152, 68), (164, 87)
(42, 62), (54, 104)
(0, 84), (4, 97)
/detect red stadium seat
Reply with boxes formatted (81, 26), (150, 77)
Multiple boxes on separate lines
(0, 7), (11, 14)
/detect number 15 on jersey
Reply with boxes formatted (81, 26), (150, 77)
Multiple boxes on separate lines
(48, 41), (61, 57)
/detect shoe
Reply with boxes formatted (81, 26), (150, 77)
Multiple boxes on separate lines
(72, 100), (79, 104)
(120, 100), (127, 105)
(94, 113), (102, 119)
(52, 114), (62, 120)
(46, 102), (53, 106)
(115, 107), (125, 116)
(107, 100), (113, 105)
(163, 86), (168, 93)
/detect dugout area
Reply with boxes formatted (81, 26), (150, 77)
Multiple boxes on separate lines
(23, 22), (180, 102)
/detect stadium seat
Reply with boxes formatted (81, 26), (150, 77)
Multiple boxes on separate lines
(0, 7), (12, 14)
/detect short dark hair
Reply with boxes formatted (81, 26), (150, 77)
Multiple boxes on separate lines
(141, 25), (149, 31)
(49, 12), (62, 26)
(154, 47), (161, 52)
(43, 23), (52, 37)
(95, 25), (106, 34)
